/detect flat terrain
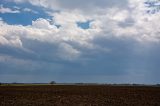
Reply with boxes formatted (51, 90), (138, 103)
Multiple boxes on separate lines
(0, 85), (160, 106)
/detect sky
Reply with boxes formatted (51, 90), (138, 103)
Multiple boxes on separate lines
(0, 0), (160, 84)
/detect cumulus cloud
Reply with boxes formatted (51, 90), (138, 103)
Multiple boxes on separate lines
(0, 0), (160, 60)
(0, 0), (160, 83)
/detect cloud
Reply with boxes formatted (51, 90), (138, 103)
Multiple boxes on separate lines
(0, 0), (160, 60)
(23, 8), (38, 14)
(57, 43), (80, 60)
(0, 5), (20, 13)
(0, 0), (160, 83)
(32, 18), (56, 29)
(11, 0), (128, 12)
(13, 6), (20, 10)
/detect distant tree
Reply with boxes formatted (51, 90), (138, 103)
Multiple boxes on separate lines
(0, 82), (1, 85)
(12, 82), (17, 84)
(50, 81), (56, 84)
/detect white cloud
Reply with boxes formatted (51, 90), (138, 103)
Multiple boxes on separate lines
(13, 6), (20, 10)
(0, 22), (22, 47)
(57, 43), (81, 60)
(0, 35), (22, 48)
(23, 8), (38, 14)
(11, 0), (128, 12)
(1, 0), (160, 61)
(0, 5), (20, 13)
(32, 18), (56, 29)
(23, 8), (31, 12)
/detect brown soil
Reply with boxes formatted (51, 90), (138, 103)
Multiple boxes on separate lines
(0, 85), (160, 106)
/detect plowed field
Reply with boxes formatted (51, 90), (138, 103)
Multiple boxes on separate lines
(0, 85), (160, 106)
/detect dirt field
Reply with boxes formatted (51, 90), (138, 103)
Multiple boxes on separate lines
(0, 85), (160, 106)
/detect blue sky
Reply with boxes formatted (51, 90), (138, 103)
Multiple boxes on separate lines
(0, 0), (160, 84)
